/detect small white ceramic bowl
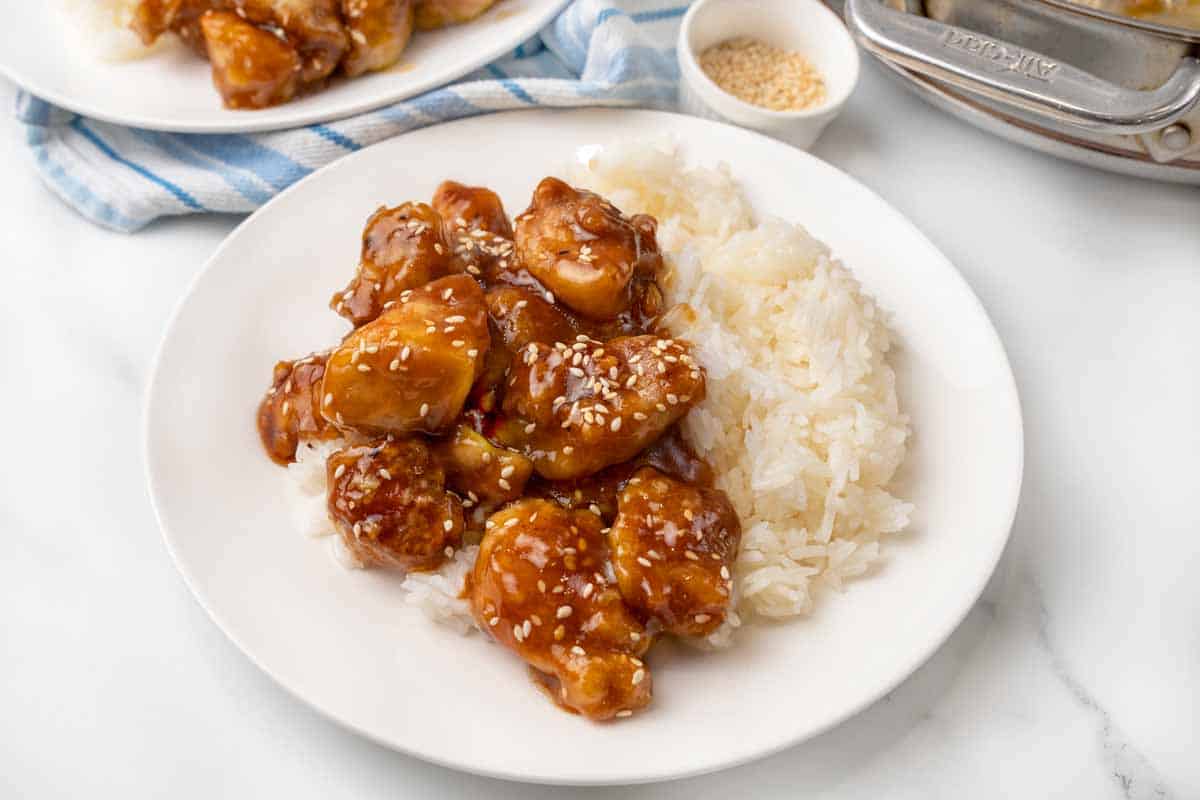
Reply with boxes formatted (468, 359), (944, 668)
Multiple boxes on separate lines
(677, 0), (861, 149)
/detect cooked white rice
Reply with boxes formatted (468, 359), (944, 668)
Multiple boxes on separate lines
(576, 141), (912, 621)
(288, 140), (911, 639)
(59, 0), (174, 62)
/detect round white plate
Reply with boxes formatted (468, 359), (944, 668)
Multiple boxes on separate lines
(0, 0), (568, 133)
(145, 109), (1023, 784)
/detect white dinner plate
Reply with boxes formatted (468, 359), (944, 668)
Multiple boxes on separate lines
(144, 109), (1023, 784)
(0, 0), (568, 133)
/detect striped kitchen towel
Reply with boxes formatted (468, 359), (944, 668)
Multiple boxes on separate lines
(16, 0), (686, 233)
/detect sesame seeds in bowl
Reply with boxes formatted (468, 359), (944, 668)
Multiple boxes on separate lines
(677, 0), (861, 149)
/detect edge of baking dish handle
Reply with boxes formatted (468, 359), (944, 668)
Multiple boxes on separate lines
(844, 0), (1200, 134)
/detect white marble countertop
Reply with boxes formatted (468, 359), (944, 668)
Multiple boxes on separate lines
(2, 62), (1197, 798)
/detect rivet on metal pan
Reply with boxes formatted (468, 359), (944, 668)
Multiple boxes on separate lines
(1160, 124), (1192, 151)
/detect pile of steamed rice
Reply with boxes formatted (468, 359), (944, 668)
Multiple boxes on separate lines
(58, 0), (173, 62)
(289, 142), (912, 646)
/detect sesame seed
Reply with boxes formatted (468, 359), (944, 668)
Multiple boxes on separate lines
(419, 403), (430, 417)
(498, 478), (511, 491)
(615, 710), (633, 718)
(401, 345), (411, 361)
(524, 422), (536, 434)
(553, 625), (565, 641)
(685, 550), (699, 561)
(694, 614), (711, 623)
(571, 645), (586, 656)
(513, 625), (524, 642)
(562, 445), (574, 455)
(357, 364), (371, 373)
(523, 620), (532, 637)
(333, 464), (346, 479)
(467, 349), (479, 357)
(443, 519), (453, 532)
(581, 583), (594, 598)
(489, 616), (500, 626)
(379, 468), (392, 480)
(451, 340), (465, 348)
(444, 546), (454, 558)
(633, 411), (648, 421)
(720, 566), (731, 579)
(632, 669), (644, 685)
(445, 315), (466, 323)
(442, 288), (454, 300)
(389, 359), (400, 371)
(537, 580), (546, 593)
(556, 605), (573, 619)
(610, 418), (622, 432)
(500, 465), (515, 478)
(636, 556), (652, 568)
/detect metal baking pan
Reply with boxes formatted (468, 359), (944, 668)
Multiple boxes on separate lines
(843, 0), (1200, 181)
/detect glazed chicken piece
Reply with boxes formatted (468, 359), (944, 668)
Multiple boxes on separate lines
(131, 0), (215, 51)
(414, 0), (497, 29)
(609, 468), (741, 637)
(433, 181), (513, 240)
(327, 437), (464, 570)
(432, 181), (516, 280)
(496, 334), (706, 480)
(200, 11), (302, 109)
(470, 500), (652, 720)
(514, 177), (663, 320)
(332, 202), (454, 326)
(530, 427), (713, 523)
(256, 351), (336, 464)
(432, 425), (533, 509)
(234, 0), (349, 84)
(321, 275), (490, 434)
(486, 285), (579, 351)
(340, 0), (415, 77)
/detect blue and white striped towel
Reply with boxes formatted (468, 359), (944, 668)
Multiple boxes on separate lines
(16, 0), (686, 233)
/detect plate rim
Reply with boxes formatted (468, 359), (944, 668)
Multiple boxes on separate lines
(142, 107), (1025, 784)
(0, 0), (571, 134)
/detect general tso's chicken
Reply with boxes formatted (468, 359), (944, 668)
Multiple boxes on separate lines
(340, 0), (415, 77)
(433, 181), (513, 239)
(414, 0), (497, 29)
(530, 427), (713, 523)
(486, 286), (579, 352)
(332, 202), (454, 326)
(327, 437), (464, 570)
(321, 275), (489, 434)
(432, 425), (532, 509)
(470, 500), (652, 720)
(609, 468), (741, 637)
(514, 178), (663, 320)
(131, 0), (215, 51)
(431, 182), (516, 279)
(234, 0), (349, 84)
(496, 335), (706, 480)
(256, 351), (336, 464)
(200, 11), (302, 109)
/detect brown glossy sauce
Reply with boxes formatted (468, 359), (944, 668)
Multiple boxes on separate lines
(256, 177), (743, 720)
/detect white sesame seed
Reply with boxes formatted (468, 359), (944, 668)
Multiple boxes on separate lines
(443, 519), (453, 532)
(636, 556), (652, 568)
(523, 620), (532, 637)
(562, 445), (574, 455)
(323, 393), (333, 406)
(556, 605), (573, 619)
(581, 583), (594, 598)
(615, 710), (633, 718)
(451, 340), (465, 348)
(498, 478), (511, 491)
(694, 614), (711, 623)
(570, 645), (586, 656)
(356, 364), (371, 373)
(419, 403), (430, 417)
(524, 422), (536, 434)
(489, 616), (500, 626)
(333, 464), (346, 479)
(632, 669), (644, 685)
(500, 465), (515, 478)
(610, 418), (622, 432)
(513, 625), (524, 642)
